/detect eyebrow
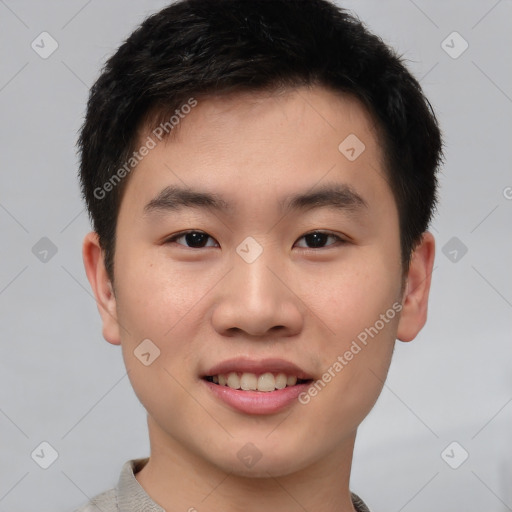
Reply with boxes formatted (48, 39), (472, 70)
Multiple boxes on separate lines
(143, 186), (232, 216)
(280, 183), (368, 213)
(143, 183), (368, 217)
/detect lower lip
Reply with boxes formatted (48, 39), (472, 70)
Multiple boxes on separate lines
(203, 380), (310, 415)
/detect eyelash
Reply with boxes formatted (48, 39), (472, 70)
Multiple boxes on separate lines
(163, 230), (347, 250)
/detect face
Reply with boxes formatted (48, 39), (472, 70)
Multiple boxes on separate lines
(84, 85), (434, 478)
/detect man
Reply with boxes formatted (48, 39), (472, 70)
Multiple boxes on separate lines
(77, 0), (442, 510)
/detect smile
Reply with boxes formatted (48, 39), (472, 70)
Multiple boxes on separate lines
(204, 372), (311, 392)
(202, 358), (314, 414)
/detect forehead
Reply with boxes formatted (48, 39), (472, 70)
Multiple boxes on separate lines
(121, 85), (392, 217)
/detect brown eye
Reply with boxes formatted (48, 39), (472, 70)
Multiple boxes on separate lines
(165, 231), (218, 248)
(295, 231), (343, 249)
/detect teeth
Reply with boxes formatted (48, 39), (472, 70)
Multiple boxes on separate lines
(240, 373), (257, 391)
(286, 375), (297, 386)
(275, 373), (287, 389)
(210, 372), (304, 391)
(227, 372), (241, 390)
(257, 372), (276, 392)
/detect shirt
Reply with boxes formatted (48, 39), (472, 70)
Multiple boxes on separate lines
(74, 458), (371, 512)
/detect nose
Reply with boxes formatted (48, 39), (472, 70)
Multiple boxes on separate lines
(211, 250), (304, 339)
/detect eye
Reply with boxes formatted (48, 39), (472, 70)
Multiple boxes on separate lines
(294, 231), (345, 249)
(164, 230), (218, 248)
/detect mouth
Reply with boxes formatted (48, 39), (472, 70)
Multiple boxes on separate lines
(201, 358), (314, 414)
(204, 372), (312, 392)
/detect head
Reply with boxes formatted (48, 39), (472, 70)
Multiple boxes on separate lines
(80, 0), (441, 478)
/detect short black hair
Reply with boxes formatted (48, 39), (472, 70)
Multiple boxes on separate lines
(78, 0), (443, 284)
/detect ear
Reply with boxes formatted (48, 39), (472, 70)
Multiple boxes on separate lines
(82, 231), (121, 345)
(397, 231), (435, 342)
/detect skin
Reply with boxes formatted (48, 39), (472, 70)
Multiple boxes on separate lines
(83, 85), (435, 512)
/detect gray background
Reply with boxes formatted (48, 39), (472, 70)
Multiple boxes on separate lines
(0, 1), (511, 511)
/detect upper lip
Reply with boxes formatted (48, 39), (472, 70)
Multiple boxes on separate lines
(203, 358), (314, 380)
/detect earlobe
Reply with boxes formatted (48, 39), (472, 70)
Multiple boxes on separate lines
(82, 231), (121, 345)
(396, 231), (436, 342)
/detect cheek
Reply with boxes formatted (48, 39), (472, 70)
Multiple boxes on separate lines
(113, 256), (204, 422)
(300, 249), (401, 416)
(112, 251), (211, 403)
(114, 247), (208, 340)
(305, 253), (401, 340)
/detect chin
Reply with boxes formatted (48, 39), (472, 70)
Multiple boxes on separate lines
(217, 453), (310, 479)
(202, 435), (319, 479)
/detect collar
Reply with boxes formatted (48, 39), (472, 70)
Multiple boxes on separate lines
(116, 458), (165, 511)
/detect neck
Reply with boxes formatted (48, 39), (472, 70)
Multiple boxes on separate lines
(135, 416), (358, 512)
